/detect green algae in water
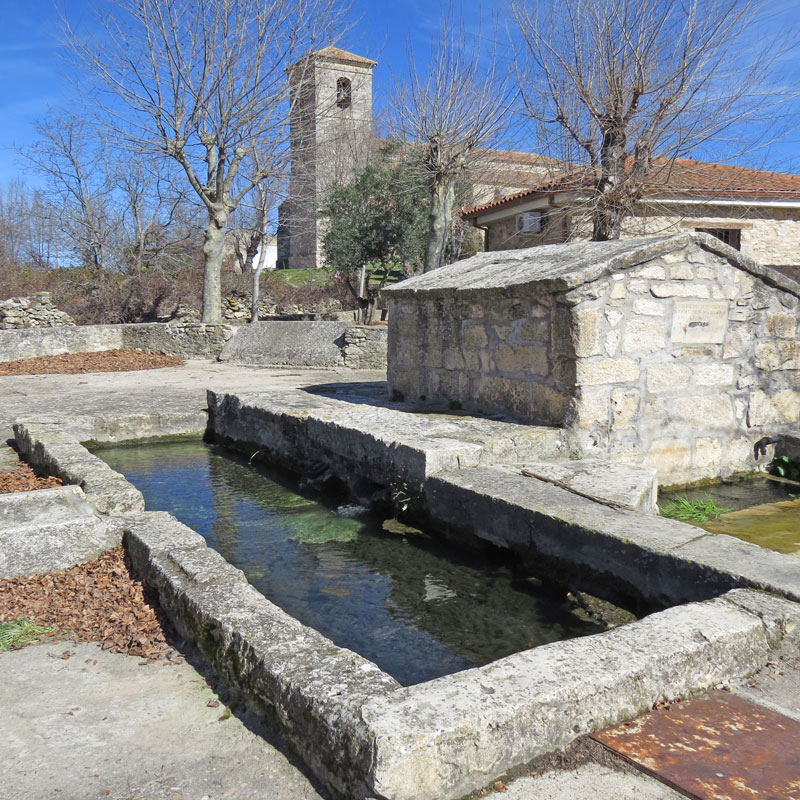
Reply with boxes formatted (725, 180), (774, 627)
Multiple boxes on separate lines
(659, 476), (800, 555)
(93, 440), (611, 686)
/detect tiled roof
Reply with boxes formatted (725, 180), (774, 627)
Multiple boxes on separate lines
(311, 46), (377, 68)
(463, 158), (800, 216)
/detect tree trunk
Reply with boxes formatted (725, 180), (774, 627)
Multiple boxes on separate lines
(201, 209), (227, 323)
(424, 178), (455, 273)
(591, 202), (624, 240)
(249, 236), (269, 323)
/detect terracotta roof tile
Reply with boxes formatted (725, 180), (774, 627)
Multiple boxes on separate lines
(463, 158), (800, 216)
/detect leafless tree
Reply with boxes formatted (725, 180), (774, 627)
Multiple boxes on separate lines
(511, 0), (789, 241)
(22, 114), (119, 270)
(64, 0), (341, 322)
(390, 10), (515, 272)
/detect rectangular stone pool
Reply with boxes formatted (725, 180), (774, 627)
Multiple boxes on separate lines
(93, 440), (612, 686)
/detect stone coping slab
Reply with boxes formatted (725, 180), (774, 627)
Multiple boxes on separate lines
(122, 507), (800, 800)
(206, 388), (570, 489)
(384, 232), (800, 300)
(14, 423), (145, 515)
(516, 459), (658, 512)
(0, 485), (118, 577)
(427, 466), (800, 608)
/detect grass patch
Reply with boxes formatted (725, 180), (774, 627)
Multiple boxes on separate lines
(659, 495), (733, 522)
(0, 617), (54, 652)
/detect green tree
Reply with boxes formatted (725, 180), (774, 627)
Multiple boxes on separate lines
(320, 157), (428, 321)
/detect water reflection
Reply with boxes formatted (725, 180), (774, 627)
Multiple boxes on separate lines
(96, 441), (607, 685)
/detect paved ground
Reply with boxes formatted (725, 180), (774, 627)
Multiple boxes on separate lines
(2, 360), (799, 800)
(2, 641), (329, 800)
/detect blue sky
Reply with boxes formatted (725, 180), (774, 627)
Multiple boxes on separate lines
(0, 0), (798, 187)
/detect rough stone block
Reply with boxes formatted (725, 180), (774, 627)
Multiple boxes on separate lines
(572, 307), (605, 357)
(650, 282), (710, 299)
(673, 395), (734, 427)
(633, 298), (665, 316)
(495, 344), (549, 376)
(623, 318), (666, 353)
(611, 388), (640, 430)
(577, 358), (640, 386)
(694, 363), (735, 387)
(646, 363), (691, 393)
(755, 340), (800, 371)
(766, 311), (797, 339)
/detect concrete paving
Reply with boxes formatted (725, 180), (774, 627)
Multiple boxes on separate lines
(1, 641), (328, 800)
(502, 763), (684, 800)
(2, 361), (800, 800)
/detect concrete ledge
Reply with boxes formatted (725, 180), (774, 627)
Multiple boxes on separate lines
(360, 590), (800, 800)
(426, 466), (800, 608)
(206, 389), (569, 496)
(13, 424), (144, 515)
(122, 511), (400, 799)
(0, 485), (119, 577)
(515, 459), (658, 512)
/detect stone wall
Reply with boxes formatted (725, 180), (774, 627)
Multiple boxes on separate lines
(217, 320), (387, 368)
(0, 292), (75, 329)
(386, 234), (800, 485)
(566, 243), (800, 483)
(389, 296), (570, 424)
(341, 324), (388, 368)
(0, 322), (234, 363)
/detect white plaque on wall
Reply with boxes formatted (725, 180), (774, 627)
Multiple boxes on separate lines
(671, 300), (729, 344)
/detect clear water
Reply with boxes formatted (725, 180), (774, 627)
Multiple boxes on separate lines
(95, 440), (608, 686)
(659, 476), (800, 555)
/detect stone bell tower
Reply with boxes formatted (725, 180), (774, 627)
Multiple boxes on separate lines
(278, 46), (377, 269)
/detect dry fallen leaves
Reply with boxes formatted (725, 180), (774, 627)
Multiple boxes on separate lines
(0, 348), (184, 377)
(0, 464), (62, 494)
(0, 546), (172, 658)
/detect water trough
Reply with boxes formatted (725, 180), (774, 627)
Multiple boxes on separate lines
(12, 392), (800, 800)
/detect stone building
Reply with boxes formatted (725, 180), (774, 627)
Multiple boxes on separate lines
(277, 46), (559, 269)
(385, 233), (800, 485)
(462, 159), (800, 276)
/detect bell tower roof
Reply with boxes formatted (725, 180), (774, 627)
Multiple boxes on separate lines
(292, 45), (377, 70)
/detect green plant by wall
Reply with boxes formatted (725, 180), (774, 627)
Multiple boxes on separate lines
(659, 495), (733, 523)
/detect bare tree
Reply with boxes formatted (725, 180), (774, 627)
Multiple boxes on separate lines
(390, 10), (515, 272)
(64, 0), (340, 322)
(511, 0), (788, 241)
(22, 114), (119, 270)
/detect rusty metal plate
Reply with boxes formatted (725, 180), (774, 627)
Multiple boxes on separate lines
(592, 691), (800, 800)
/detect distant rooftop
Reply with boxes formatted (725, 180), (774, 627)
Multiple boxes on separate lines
(463, 158), (800, 216)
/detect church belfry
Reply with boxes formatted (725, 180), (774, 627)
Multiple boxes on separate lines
(278, 46), (377, 269)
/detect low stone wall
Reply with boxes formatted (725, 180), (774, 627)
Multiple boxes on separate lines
(217, 320), (387, 368)
(0, 321), (234, 363)
(0, 292), (75, 329)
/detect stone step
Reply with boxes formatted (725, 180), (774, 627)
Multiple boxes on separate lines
(0, 485), (119, 578)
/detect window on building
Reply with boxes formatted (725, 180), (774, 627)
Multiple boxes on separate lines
(336, 77), (352, 109)
(695, 227), (741, 250)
